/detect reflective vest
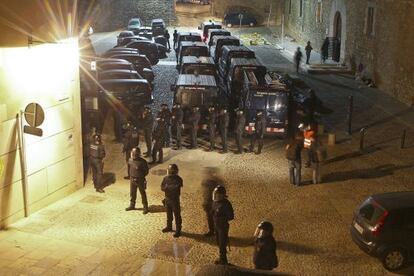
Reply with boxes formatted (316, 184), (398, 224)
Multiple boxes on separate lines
(303, 130), (315, 149)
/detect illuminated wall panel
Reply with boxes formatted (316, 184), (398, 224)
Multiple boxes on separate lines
(27, 170), (48, 204)
(47, 156), (76, 194)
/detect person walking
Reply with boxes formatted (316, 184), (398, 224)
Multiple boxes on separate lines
(207, 106), (217, 151)
(141, 107), (153, 157)
(125, 147), (149, 214)
(89, 134), (106, 193)
(171, 103), (184, 150)
(164, 29), (171, 50)
(294, 47), (303, 73)
(253, 221), (279, 270)
(249, 110), (266, 154)
(159, 104), (172, 147)
(173, 29), (178, 49)
(218, 108), (229, 153)
(212, 185), (234, 265)
(321, 38), (329, 63)
(161, 164), (183, 238)
(285, 133), (303, 186)
(189, 107), (200, 149)
(234, 109), (246, 154)
(150, 117), (166, 164)
(305, 41), (313, 65)
(122, 122), (139, 179)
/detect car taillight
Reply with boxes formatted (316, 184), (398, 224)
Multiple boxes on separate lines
(371, 209), (389, 236)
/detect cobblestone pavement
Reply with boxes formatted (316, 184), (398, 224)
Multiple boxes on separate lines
(0, 25), (414, 275)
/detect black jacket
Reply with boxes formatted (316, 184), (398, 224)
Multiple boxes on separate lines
(161, 174), (183, 201)
(285, 139), (302, 161)
(129, 157), (149, 179)
(172, 108), (184, 124)
(254, 115), (266, 136)
(253, 236), (278, 270)
(212, 198), (234, 226)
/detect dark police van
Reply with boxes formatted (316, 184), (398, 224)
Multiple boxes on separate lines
(171, 74), (219, 127)
(210, 36), (240, 63)
(218, 45), (255, 78)
(180, 56), (217, 80)
(241, 71), (289, 136)
(207, 29), (231, 47)
(174, 32), (202, 53)
(176, 41), (209, 68)
(198, 21), (222, 42)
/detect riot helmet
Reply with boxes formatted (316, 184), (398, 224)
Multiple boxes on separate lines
(93, 134), (102, 144)
(193, 106), (200, 112)
(168, 164), (179, 175)
(256, 110), (263, 117)
(130, 147), (141, 159)
(208, 106), (215, 113)
(254, 221), (274, 238)
(236, 108), (244, 116)
(173, 103), (181, 109)
(212, 185), (226, 201)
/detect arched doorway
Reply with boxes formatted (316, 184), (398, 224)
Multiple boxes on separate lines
(332, 11), (342, 61)
(334, 12), (341, 40)
(329, 0), (347, 62)
(175, 0), (212, 26)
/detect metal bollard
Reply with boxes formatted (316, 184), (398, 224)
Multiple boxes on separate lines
(359, 128), (366, 151)
(347, 95), (353, 135)
(401, 129), (407, 149)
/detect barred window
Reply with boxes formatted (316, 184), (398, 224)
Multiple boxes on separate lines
(365, 6), (376, 36)
(316, 0), (322, 23)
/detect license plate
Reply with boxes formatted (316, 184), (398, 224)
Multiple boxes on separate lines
(354, 222), (364, 234)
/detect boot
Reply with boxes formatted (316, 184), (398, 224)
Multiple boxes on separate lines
(214, 255), (228, 265)
(123, 176), (130, 180)
(162, 226), (172, 233)
(143, 205), (149, 214)
(173, 230), (181, 238)
(125, 205), (135, 211)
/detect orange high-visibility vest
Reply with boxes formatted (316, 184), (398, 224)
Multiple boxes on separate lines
(304, 129), (315, 149)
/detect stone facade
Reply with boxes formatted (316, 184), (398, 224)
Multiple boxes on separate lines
(283, 0), (414, 105)
(92, 0), (176, 31)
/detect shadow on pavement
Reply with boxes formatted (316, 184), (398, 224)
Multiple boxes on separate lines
(101, 172), (116, 189)
(361, 107), (413, 130)
(323, 164), (414, 183)
(325, 146), (383, 164)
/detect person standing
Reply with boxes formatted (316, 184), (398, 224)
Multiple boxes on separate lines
(141, 107), (154, 157)
(125, 147), (149, 214)
(249, 110), (266, 154)
(303, 124), (316, 167)
(189, 107), (200, 149)
(212, 185), (234, 265)
(173, 29), (178, 49)
(321, 38), (329, 63)
(150, 117), (166, 164)
(305, 41), (313, 65)
(234, 109), (246, 154)
(218, 108), (229, 153)
(122, 122), (139, 179)
(164, 29), (171, 50)
(171, 103), (184, 150)
(207, 106), (217, 151)
(159, 104), (172, 147)
(161, 164), (183, 238)
(285, 133), (303, 186)
(89, 134), (106, 193)
(253, 221), (279, 270)
(294, 47), (303, 73)
(310, 139), (325, 184)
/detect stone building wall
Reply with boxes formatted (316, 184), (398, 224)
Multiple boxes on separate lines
(283, 0), (414, 105)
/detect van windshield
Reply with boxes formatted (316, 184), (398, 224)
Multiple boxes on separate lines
(182, 65), (216, 76)
(250, 94), (287, 111)
(359, 199), (387, 226)
(176, 87), (217, 106)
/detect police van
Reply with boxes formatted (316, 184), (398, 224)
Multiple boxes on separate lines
(198, 21), (222, 42)
(218, 45), (255, 79)
(171, 74), (219, 128)
(176, 41), (209, 69)
(207, 29), (231, 47)
(180, 56), (218, 81)
(210, 36), (240, 63)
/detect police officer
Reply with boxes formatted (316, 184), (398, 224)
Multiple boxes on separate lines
(249, 110), (266, 154)
(253, 221), (279, 270)
(150, 117), (166, 164)
(212, 185), (234, 265)
(218, 108), (229, 153)
(125, 147), (149, 214)
(285, 132), (303, 186)
(90, 134), (106, 193)
(171, 103), (184, 150)
(113, 111), (125, 143)
(234, 109), (246, 154)
(189, 106), (200, 149)
(207, 106), (216, 151)
(141, 107), (153, 157)
(161, 164), (183, 238)
(122, 122), (139, 179)
(159, 104), (172, 147)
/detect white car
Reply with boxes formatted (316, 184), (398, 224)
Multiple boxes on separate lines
(127, 18), (143, 32)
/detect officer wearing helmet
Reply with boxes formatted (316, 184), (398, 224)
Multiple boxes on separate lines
(126, 147), (150, 214)
(189, 106), (200, 149)
(234, 109), (246, 154)
(161, 164), (183, 238)
(150, 116), (166, 164)
(171, 103), (184, 150)
(218, 107), (229, 153)
(207, 106), (217, 151)
(253, 221), (279, 270)
(212, 185), (234, 264)
(141, 107), (153, 157)
(249, 110), (266, 154)
(122, 122), (139, 179)
(89, 134), (106, 193)
(159, 104), (172, 147)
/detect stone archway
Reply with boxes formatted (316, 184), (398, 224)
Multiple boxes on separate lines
(329, 0), (347, 62)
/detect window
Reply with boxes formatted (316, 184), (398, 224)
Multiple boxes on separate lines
(316, 0), (322, 23)
(365, 5), (376, 36)
(299, 0), (303, 17)
(289, 0), (292, 14)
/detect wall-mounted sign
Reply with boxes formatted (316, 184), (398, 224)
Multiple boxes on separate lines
(23, 103), (44, 137)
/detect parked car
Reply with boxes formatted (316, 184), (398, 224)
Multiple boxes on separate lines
(351, 191), (414, 271)
(99, 79), (153, 106)
(224, 11), (258, 27)
(154, 35), (168, 50)
(97, 69), (142, 81)
(127, 18), (143, 32)
(96, 60), (135, 72)
(198, 21), (222, 42)
(136, 27), (153, 39)
(117, 36), (150, 47)
(125, 40), (165, 65)
(117, 31), (134, 46)
(101, 48), (139, 58)
(151, 19), (166, 37)
(103, 55), (154, 85)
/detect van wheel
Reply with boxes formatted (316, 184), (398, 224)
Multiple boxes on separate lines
(381, 247), (406, 271)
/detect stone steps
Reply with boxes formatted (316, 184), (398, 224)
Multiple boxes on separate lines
(306, 64), (352, 74)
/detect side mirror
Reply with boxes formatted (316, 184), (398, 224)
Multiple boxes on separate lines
(170, 84), (176, 91)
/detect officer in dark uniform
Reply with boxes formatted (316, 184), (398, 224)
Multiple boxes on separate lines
(189, 107), (200, 149)
(212, 185), (234, 265)
(171, 103), (184, 150)
(125, 147), (149, 214)
(159, 104), (172, 147)
(141, 107), (153, 157)
(89, 134), (106, 193)
(249, 110), (266, 154)
(161, 164), (183, 238)
(113, 111), (125, 143)
(234, 109), (246, 154)
(253, 221), (279, 270)
(150, 117), (166, 164)
(122, 122), (139, 179)
(207, 106), (216, 151)
(218, 108), (229, 153)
